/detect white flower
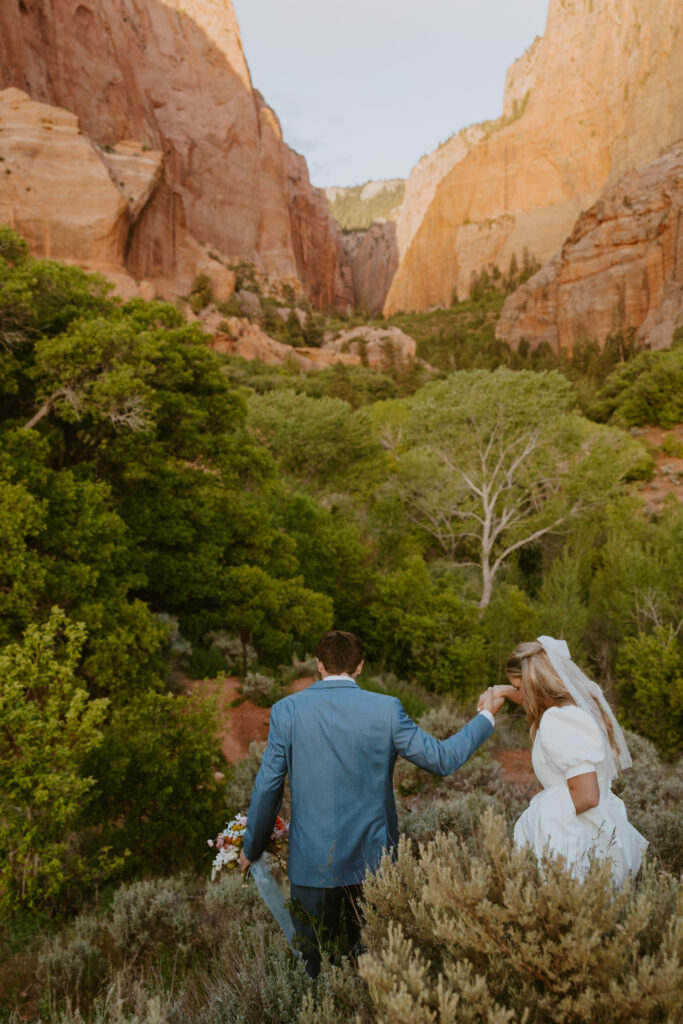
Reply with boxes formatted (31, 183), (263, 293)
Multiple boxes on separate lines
(207, 839), (214, 847)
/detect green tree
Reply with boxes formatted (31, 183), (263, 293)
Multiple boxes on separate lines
(368, 556), (488, 695)
(83, 689), (225, 874)
(247, 390), (377, 487)
(589, 344), (683, 427)
(0, 610), (109, 910)
(389, 369), (646, 606)
(616, 627), (683, 759)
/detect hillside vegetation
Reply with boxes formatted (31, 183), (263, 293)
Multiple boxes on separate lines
(325, 180), (405, 231)
(0, 229), (681, 1021)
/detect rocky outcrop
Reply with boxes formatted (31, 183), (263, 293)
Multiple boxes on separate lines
(394, 125), (486, 265)
(496, 146), (683, 353)
(210, 317), (360, 371)
(0, 88), (129, 270)
(0, 0), (351, 308)
(322, 325), (417, 369)
(0, 87), (233, 299)
(336, 129), (485, 314)
(384, 0), (683, 314)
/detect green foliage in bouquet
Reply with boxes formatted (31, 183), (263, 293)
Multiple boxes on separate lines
(360, 809), (682, 1024)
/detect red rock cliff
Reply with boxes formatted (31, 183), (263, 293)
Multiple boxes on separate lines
(0, 0), (351, 308)
(496, 145), (683, 353)
(384, 0), (683, 315)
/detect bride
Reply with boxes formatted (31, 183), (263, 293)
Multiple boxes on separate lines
(490, 636), (647, 885)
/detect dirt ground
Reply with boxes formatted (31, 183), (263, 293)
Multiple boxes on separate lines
(494, 748), (538, 790)
(181, 674), (315, 765)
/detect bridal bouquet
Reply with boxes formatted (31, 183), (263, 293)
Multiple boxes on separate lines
(208, 813), (288, 879)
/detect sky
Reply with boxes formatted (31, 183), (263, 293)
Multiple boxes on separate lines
(232, 0), (549, 188)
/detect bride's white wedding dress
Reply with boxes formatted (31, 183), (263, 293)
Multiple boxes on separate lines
(514, 705), (648, 885)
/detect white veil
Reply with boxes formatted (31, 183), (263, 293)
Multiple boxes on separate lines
(537, 635), (632, 782)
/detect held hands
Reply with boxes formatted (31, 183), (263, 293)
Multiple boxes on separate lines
(239, 850), (252, 874)
(477, 683), (523, 715)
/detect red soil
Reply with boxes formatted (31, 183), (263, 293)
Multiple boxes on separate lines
(494, 748), (539, 791)
(182, 674), (314, 765)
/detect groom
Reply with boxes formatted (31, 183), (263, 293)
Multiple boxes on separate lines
(241, 629), (504, 976)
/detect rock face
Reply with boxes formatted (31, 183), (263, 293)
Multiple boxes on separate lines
(0, 87), (231, 299)
(338, 128), (485, 314)
(502, 35), (540, 120)
(211, 318), (361, 371)
(0, 88), (129, 270)
(0, 0), (350, 308)
(383, 0), (683, 315)
(341, 221), (399, 314)
(322, 325), (417, 370)
(496, 146), (683, 353)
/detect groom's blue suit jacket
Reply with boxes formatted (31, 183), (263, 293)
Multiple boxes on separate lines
(243, 675), (493, 887)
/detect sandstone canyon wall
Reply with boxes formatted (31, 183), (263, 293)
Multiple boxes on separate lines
(0, 0), (351, 307)
(496, 145), (683, 353)
(336, 127), (488, 314)
(383, 0), (683, 316)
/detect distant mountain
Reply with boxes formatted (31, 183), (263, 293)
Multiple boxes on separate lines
(324, 180), (405, 231)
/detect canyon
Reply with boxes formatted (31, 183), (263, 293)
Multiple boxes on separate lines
(337, 0), (682, 352)
(1, 0), (682, 355)
(382, 0), (683, 320)
(0, 0), (351, 307)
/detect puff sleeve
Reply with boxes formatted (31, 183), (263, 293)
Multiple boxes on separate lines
(538, 706), (605, 780)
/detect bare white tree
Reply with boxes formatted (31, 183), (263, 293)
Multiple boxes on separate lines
(390, 370), (641, 607)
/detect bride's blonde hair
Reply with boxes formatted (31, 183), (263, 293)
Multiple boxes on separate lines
(506, 641), (619, 756)
(505, 642), (572, 739)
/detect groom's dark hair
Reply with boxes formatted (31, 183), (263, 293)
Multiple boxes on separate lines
(316, 630), (364, 675)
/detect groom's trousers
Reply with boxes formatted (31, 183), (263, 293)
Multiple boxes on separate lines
(290, 882), (364, 978)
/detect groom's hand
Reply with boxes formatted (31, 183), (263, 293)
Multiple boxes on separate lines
(481, 686), (506, 715)
(478, 686), (513, 715)
(240, 851), (252, 874)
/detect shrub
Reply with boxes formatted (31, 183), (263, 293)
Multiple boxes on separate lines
(393, 703), (503, 798)
(204, 630), (258, 674)
(187, 646), (227, 679)
(614, 731), (683, 875)
(278, 654), (318, 685)
(83, 691), (225, 875)
(360, 672), (428, 721)
(590, 346), (683, 427)
(360, 810), (682, 1023)
(225, 741), (266, 815)
(188, 273), (212, 313)
(242, 671), (282, 707)
(37, 913), (105, 1010)
(0, 610), (110, 911)
(615, 626), (683, 759)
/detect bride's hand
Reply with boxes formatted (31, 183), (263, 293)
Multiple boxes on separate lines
(498, 683), (523, 705)
(477, 684), (523, 713)
(477, 686), (506, 715)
